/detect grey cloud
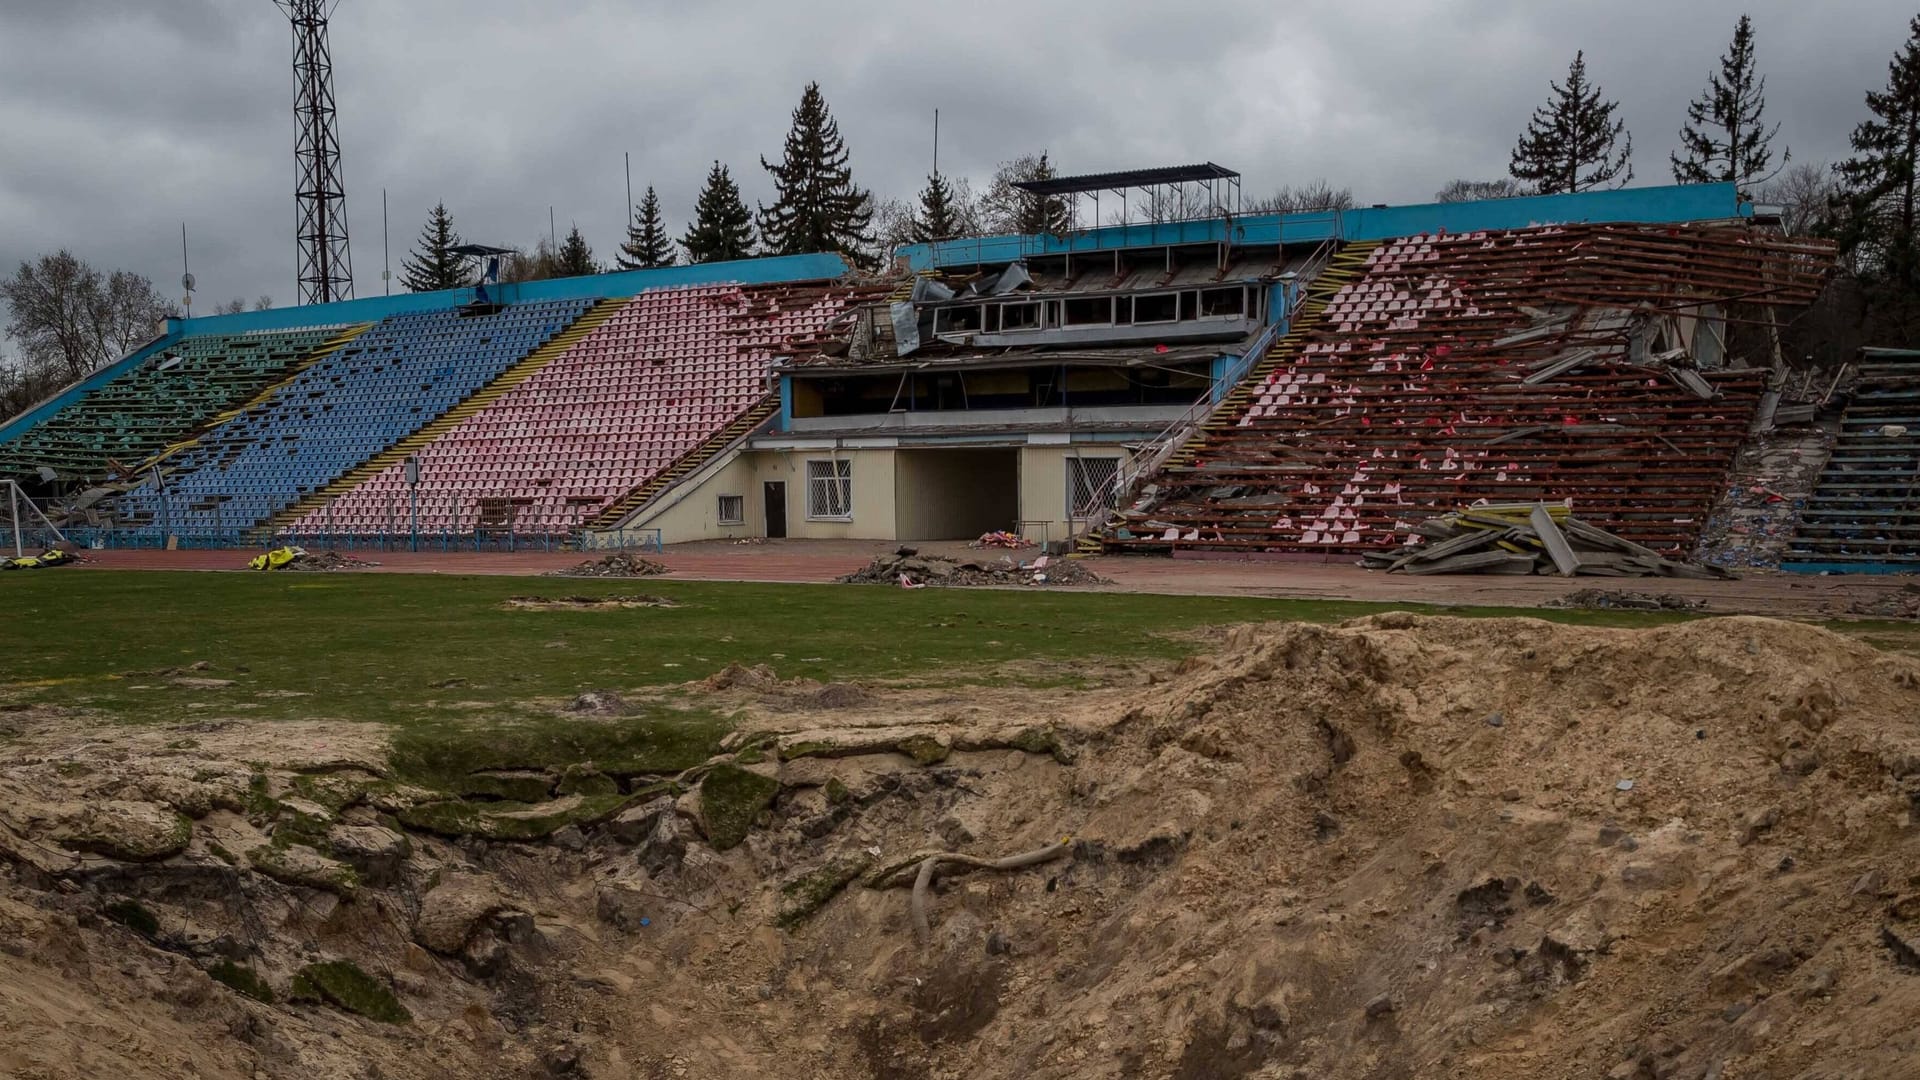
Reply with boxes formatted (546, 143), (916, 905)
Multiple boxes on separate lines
(0, 0), (1909, 315)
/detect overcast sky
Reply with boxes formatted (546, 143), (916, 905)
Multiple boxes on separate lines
(0, 0), (1912, 314)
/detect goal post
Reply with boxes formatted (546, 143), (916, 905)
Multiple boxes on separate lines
(3, 479), (68, 558)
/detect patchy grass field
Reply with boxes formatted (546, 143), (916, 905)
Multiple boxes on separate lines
(3, 570), (1913, 734)
(4, 567), (1917, 809)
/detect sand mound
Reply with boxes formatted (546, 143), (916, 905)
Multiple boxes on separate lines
(3, 614), (1918, 1079)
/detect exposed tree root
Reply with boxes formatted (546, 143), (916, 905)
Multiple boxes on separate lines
(909, 842), (1071, 946)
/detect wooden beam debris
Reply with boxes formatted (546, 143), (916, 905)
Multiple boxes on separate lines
(1360, 502), (1731, 579)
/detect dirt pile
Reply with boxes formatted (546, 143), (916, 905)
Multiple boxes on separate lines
(1544, 588), (1707, 612)
(2, 615), (1919, 1078)
(503, 594), (677, 610)
(839, 548), (1108, 587)
(547, 553), (669, 578)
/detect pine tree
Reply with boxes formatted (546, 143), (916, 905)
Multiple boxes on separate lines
(1835, 16), (1920, 300)
(1015, 153), (1073, 235)
(758, 82), (875, 264)
(681, 160), (756, 263)
(616, 186), (676, 270)
(399, 203), (473, 292)
(551, 226), (598, 277)
(1672, 15), (1785, 188)
(1509, 52), (1634, 194)
(911, 172), (964, 243)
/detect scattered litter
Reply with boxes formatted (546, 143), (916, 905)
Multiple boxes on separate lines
(970, 530), (1034, 550)
(246, 547), (379, 572)
(1545, 589), (1707, 612)
(547, 554), (669, 578)
(1616, 779), (1635, 792)
(1361, 503), (1732, 579)
(840, 549), (1108, 588)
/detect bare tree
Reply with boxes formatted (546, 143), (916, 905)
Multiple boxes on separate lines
(0, 252), (172, 386)
(500, 238), (559, 284)
(871, 197), (918, 258)
(1434, 178), (1527, 203)
(1248, 180), (1355, 214)
(0, 349), (58, 423)
(1758, 161), (1844, 239)
(214, 298), (247, 316)
(254, 295), (274, 311)
(978, 153), (1074, 235)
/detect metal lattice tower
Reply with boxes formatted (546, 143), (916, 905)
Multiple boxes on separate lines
(276, 0), (353, 305)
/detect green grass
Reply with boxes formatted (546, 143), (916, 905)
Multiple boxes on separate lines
(3, 571), (1913, 739)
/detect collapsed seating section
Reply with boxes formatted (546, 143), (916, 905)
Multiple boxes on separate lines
(1785, 354), (1920, 568)
(0, 327), (345, 483)
(1110, 224), (1832, 556)
(113, 300), (592, 532)
(288, 283), (872, 536)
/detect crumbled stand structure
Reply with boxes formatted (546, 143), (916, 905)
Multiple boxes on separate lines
(1360, 503), (1732, 579)
(1098, 224), (1833, 559)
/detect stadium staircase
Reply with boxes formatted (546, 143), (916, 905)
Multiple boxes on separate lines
(587, 393), (779, 530)
(1075, 240), (1377, 554)
(258, 298), (623, 535)
(1783, 352), (1920, 570)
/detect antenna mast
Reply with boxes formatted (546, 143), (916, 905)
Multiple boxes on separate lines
(276, 0), (353, 305)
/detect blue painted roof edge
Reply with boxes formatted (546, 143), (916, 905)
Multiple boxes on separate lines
(897, 182), (1746, 270)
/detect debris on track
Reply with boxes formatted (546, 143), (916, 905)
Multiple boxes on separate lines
(546, 553), (669, 578)
(247, 546), (379, 571)
(970, 530), (1034, 549)
(838, 547), (1108, 587)
(1544, 588), (1707, 612)
(1, 548), (77, 571)
(1847, 584), (1920, 620)
(1361, 502), (1732, 579)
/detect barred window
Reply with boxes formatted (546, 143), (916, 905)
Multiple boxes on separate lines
(1067, 457), (1120, 518)
(806, 459), (853, 520)
(716, 494), (744, 525)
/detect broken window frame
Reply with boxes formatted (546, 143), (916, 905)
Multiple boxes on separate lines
(1198, 286), (1247, 319)
(1062, 296), (1115, 327)
(805, 459), (854, 521)
(1000, 301), (1043, 331)
(932, 305), (983, 335)
(1131, 291), (1180, 325)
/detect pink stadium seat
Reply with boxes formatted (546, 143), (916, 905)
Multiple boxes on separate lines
(290, 282), (861, 535)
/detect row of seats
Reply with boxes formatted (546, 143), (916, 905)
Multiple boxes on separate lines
(288, 282), (865, 534)
(1115, 225), (1767, 555)
(112, 300), (592, 530)
(1785, 357), (1920, 566)
(0, 326), (345, 482)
